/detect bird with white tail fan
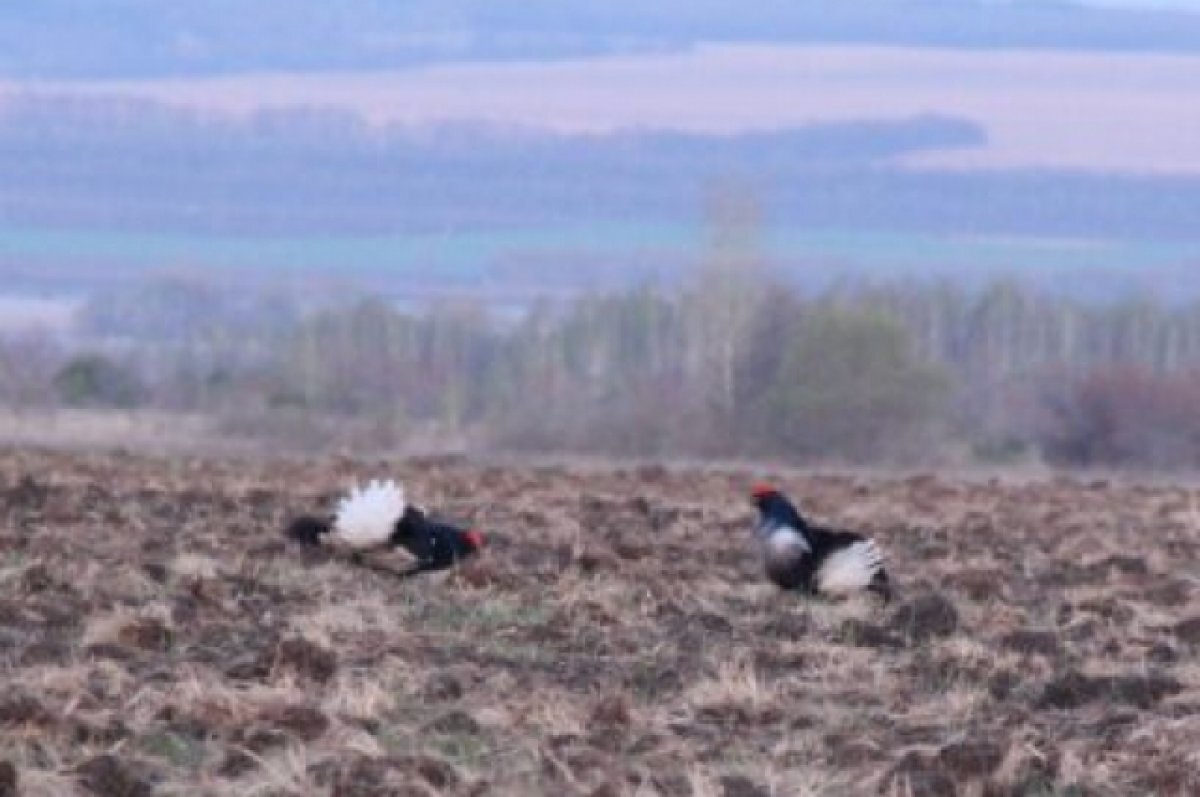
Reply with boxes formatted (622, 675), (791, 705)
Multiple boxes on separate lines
(286, 478), (486, 578)
(750, 483), (891, 602)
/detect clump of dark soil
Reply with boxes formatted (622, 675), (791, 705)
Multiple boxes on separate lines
(881, 752), (957, 797)
(719, 774), (770, 797)
(890, 592), (959, 642)
(271, 636), (337, 683)
(0, 691), (56, 729)
(260, 703), (330, 741)
(937, 738), (1005, 779)
(998, 629), (1061, 657)
(75, 755), (152, 797)
(396, 755), (461, 791)
(0, 761), (16, 797)
(838, 619), (905, 649)
(117, 617), (173, 651)
(1037, 670), (1182, 709)
(423, 709), (481, 736)
(420, 671), (465, 702)
(1172, 616), (1200, 645)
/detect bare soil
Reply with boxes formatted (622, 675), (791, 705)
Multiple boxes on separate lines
(1, 446), (1199, 795)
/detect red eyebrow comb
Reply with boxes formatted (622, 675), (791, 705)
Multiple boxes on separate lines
(751, 483), (777, 499)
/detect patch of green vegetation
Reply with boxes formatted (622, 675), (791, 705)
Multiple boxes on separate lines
(375, 712), (494, 769)
(374, 722), (414, 756)
(433, 732), (489, 765)
(1020, 782), (1087, 797)
(625, 656), (683, 700)
(411, 598), (552, 635)
(0, 551), (29, 582)
(53, 354), (145, 409)
(137, 730), (208, 770)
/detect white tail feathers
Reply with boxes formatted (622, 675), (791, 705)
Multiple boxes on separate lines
(332, 479), (406, 550)
(816, 540), (885, 595)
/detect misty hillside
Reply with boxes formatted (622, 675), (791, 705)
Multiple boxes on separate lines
(2, 96), (1198, 242)
(4, 0), (1200, 77)
(1, 92), (1199, 302)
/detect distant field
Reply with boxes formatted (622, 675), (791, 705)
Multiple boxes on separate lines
(0, 295), (79, 332)
(3, 223), (1200, 303)
(7, 44), (1200, 174)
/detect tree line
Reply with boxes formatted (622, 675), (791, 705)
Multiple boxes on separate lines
(6, 267), (1200, 469)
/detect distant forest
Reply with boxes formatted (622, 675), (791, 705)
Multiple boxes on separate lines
(8, 257), (1200, 469)
(1, 96), (1198, 243)
(4, 1), (1200, 77)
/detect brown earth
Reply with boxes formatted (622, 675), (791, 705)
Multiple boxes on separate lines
(1, 446), (1199, 795)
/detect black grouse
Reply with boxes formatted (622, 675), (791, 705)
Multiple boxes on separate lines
(751, 483), (890, 602)
(287, 479), (485, 577)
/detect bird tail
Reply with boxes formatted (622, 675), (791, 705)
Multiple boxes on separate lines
(816, 539), (887, 596)
(286, 515), (332, 546)
(868, 568), (892, 604)
(331, 479), (406, 550)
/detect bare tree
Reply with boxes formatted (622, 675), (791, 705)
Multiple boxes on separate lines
(683, 181), (769, 420)
(0, 330), (63, 409)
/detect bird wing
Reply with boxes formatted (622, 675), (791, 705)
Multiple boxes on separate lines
(332, 479), (406, 550)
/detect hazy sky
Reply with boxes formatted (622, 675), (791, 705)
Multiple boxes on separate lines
(1083, 0), (1200, 8)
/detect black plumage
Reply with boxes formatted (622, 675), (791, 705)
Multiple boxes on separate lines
(388, 505), (484, 575)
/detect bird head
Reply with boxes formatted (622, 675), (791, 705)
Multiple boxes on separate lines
(751, 483), (778, 504)
(751, 483), (794, 520)
(750, 484), (807, 529)
(464, 529), (486, 551)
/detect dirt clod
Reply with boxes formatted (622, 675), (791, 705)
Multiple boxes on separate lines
(720, 774), (770, 797)
(839, 619), (905, 649)
(118, 617), (173, 651)
(424, 709), (481, 736)
(421, 671), (465, 702)
(999, 629), (1060, 657)
(0, 761), (16, 797)
(1037, 670), (1106, 709)
(882, 753), (957, 797)
(1038, 671), (1182, 710)
(590, 694), (634, 728)
(938, 739), (1005, 779)
(890, 592), (959, 642)
(1172, 616), (1200, 645)
(76, 755), (152, 797)
(396, 755), (460, 790)
(0, 692), (55, 728)
(272, 636), (337, 683)
(262, 704), (330, 741)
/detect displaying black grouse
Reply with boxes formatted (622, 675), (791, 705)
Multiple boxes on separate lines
(287, 479), (485, 577)
(751, 483), (890, 602)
